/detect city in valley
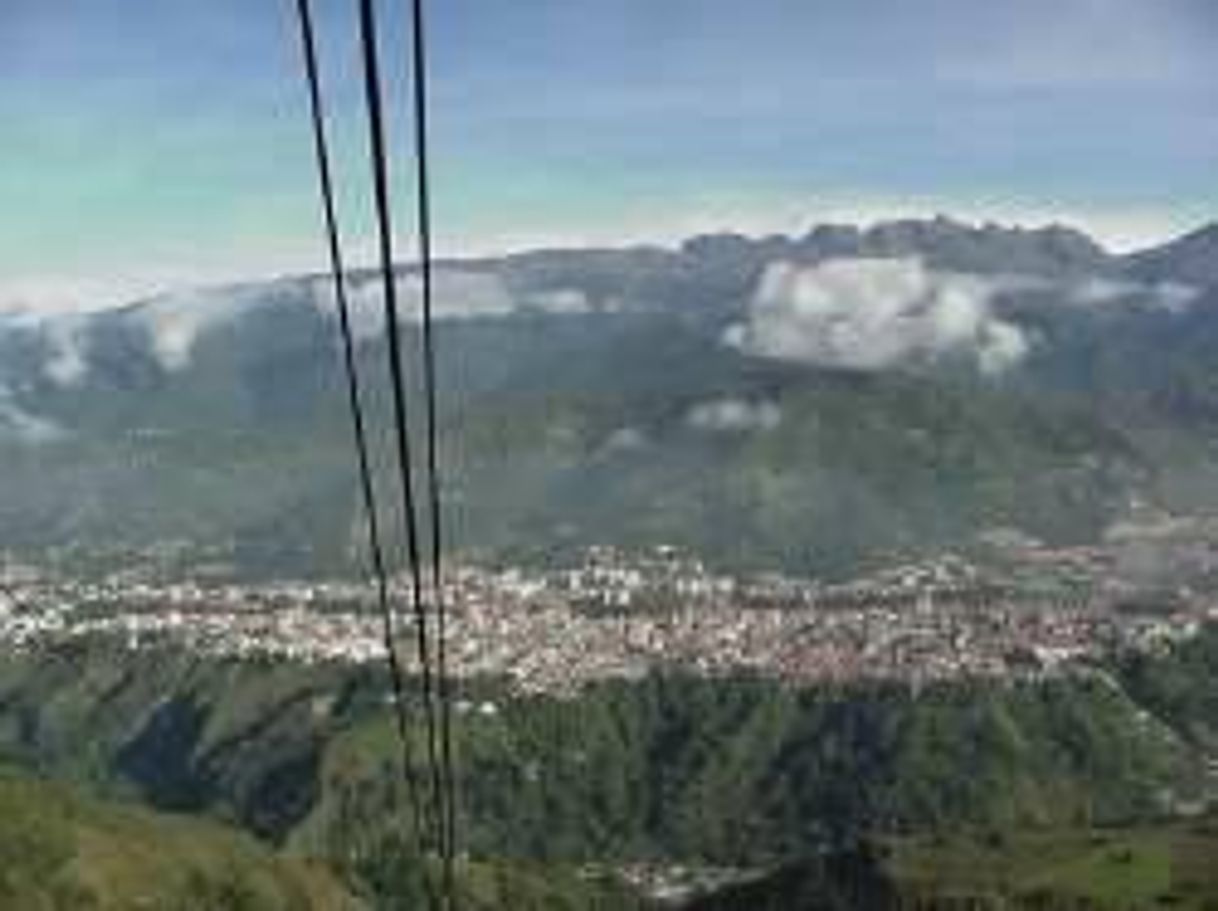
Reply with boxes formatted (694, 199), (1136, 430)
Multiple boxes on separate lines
(3, 516), (1218, 696)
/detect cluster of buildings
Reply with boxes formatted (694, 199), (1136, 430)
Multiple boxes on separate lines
(1, 540), (1215, 696)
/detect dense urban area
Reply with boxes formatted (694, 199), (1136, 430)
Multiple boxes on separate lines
(4, 513), (1217, 695)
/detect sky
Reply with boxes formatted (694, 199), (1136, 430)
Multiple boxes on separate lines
(1, 0), (1216, 313)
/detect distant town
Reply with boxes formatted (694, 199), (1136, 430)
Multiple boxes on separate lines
(3, 516), (1218, 695)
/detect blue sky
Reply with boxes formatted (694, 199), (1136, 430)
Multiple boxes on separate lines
(1, 0), (1215, 311)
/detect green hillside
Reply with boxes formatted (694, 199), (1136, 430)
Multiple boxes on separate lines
(0, 765), (645, 911)
(685, 821), (1218, 909)
(0, 627), (1214, 905)
(0, 767), (360, 910)
(306, 669), (1199, 865)
(3, 629), (1216, 867)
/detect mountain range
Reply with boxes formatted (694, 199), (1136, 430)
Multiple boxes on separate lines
(3, 216), (1218, 578)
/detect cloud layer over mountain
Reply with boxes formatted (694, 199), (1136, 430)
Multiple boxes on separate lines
(1, 219), (1212, 420)
(313, 272), (592, 341)
(727, 258), (1030, 374)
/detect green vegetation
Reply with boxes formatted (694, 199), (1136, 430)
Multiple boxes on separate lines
(0, 766), (360, 910)
(338, 839), (648, 911)
(687, 821), (1218, 909)
(1, 627), (1216, 906)
(307, 671), (1196, 866)
(0, 649), (649, 908)
(1119, 626), (1218, 757)
(0, 763), (644, 911)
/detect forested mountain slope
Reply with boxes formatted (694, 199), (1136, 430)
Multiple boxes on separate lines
(1, 628), (1215, 868)
(0, 767), (361, 910)
(3, 218), (1218, 579)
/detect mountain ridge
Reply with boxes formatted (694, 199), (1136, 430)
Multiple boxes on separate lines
(2, 214), (1217, 579)
(3, 215), (1214, 324)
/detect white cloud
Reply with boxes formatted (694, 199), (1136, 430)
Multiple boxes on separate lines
(1065, 277), (1199, 310)
(0, 200), (1203, 322)
(687, 398), (782, 433)
(522, 288), (591, 315)
(312, 271), (591, 340)
(0, 288), (257, 382)
(730, 257), (1029, 374)
(311, 278), (383, 342)
(0, 270), (593, 383)
(133, 285), (265, 371)
(41, 318), (89, 386)
(0, 275), (153, 317)
(0, 312), (91, 386)
(0, 385), (67, 445)
(977, 322), (1030, 375)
